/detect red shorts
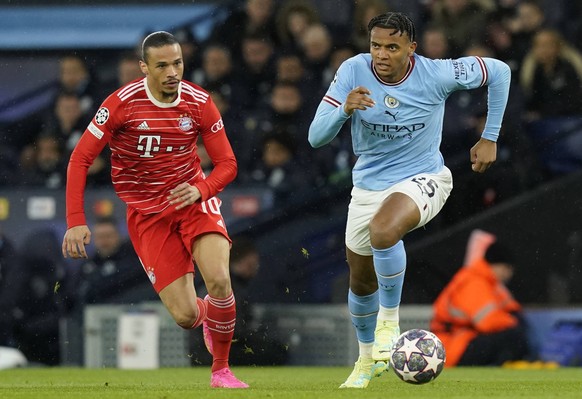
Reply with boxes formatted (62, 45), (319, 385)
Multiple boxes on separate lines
(126, 197), (231, 293)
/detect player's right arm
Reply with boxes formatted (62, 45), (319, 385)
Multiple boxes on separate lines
(308, 60), (362, 148)
(62, 99), (118, 258)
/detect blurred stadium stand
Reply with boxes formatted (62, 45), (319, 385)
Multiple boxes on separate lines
(0, 3), (222, 50)
(0, 2), (229, 124)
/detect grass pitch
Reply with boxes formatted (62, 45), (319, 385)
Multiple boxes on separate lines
(1, 366), (581, 399)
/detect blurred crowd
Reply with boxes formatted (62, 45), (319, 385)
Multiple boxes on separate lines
(1, 0), (582, 366)
(1, 0), (581, 219)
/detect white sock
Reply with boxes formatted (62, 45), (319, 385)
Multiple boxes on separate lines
(377, 305), (399, 323)
(359, 342), (374, 359)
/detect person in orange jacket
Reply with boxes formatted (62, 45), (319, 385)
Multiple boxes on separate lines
(431, 231), (529, 366)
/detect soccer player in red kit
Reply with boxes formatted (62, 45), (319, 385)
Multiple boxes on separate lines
(61, 31), (248, 388)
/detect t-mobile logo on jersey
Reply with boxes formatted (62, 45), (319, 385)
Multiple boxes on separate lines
(137, 135), (161, 158)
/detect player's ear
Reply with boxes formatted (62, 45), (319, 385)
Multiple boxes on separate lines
(139, 60), (149, 76)
(408, 42), (417, 57)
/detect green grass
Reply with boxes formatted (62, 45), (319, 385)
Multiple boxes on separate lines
(1, 367), (582, 398)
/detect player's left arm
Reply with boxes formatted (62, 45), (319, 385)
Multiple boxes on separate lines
(470, 57), (511, 173)
(440, 57), (511, 173)
(194, 96), (237, 201)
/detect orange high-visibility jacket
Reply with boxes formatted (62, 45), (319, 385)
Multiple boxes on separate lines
(430, 258), (521, 366)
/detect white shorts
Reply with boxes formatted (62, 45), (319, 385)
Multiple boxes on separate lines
(346, 166), (453, 256)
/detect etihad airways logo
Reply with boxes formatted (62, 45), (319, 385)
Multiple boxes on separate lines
(361, 119), (425, 138)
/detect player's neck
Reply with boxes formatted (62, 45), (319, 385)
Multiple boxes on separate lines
(145, 77), (179, 103)
(391, 58), (412, 83)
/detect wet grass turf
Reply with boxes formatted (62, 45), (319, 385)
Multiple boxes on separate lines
(1, 366), (582, 398)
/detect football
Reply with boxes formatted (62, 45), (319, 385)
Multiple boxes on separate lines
(390, 329), (446, 384)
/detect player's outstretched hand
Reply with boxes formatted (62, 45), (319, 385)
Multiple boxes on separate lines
(470, 138), (497, 173)
(168, 182), (202, 210)
(62, 225), (91, 259)
(344, 86), (376, 115)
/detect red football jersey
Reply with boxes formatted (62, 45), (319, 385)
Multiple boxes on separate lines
(66, 78), (237, 227)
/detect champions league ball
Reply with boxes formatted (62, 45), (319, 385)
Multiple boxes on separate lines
(390, 329), (446, 384)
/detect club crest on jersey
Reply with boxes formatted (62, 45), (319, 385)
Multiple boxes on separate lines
(384, 96), (400, 109)
(178, 115), (193, 132)
(95, 107), (109, 125)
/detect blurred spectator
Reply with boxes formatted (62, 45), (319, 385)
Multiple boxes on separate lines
(235, 32), (277, 111)
(276, 51), (308, 84)
(275, 0), (320, 53)
(256, 82), (317, 164)
(38, 91), (90, 156)
(299, 23), (333, 90)
(18, 134), (67, 189)
(228, 235), (288, 365)
(417, 24), (450, 59)
(191, 44), (233, 86)
(173, 27), (201, 77)
(429, 0), (493, 57)
(57, 54), (103, 114)
(0, 229), (67, 365)
(483, 14), (522, 76)
(116, 52), (143, 86)
(29, 91), (110, 186)
(250, 131), (313, 206)
(350, 0), (389, 53)
(266, 82), (308, 138)
(191, 44), (239, 109)
(207, 88), (256, 181)
(75, 217), (154, 308)
(431, 231), (529, 366)
(275, 51), (318, 110)
(209, 0), (278, 65)
(321, 45), (356, 89)
(520, 29), (582, 120)
(14, 90), (87, 172)
(103, 51), (143, 93)
(507, 0), (546, 64)
(520, 29), (582, 177)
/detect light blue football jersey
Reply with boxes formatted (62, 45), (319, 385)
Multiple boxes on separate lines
(308, 53), (510, 191)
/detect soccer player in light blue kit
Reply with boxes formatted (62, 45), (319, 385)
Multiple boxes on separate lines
(308, 13), (511, 388)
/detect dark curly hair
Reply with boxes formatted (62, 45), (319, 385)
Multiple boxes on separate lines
(367, 12), (416, 42)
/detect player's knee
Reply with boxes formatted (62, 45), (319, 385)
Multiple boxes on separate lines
(172, 309), (198, 329)
(369, 219), (400, 249)
(350, 277), (378, 295)
(204, 274), (231, 297)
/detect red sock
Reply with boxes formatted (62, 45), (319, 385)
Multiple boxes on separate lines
(191, 297), (207, 329)
(206, 292), (236, 372)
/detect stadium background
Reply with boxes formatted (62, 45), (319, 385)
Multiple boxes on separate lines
(0, 0), (581, 367)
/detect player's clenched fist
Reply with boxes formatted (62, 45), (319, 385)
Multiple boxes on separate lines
(344, 86), (376, 115)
